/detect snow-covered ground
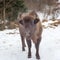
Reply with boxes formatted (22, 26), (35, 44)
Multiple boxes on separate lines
(0, 24), (60, 60)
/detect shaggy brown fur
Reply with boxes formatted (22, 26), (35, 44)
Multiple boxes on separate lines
(18, 11), (43, 59)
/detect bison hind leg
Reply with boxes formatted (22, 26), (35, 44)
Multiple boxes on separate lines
(35, 37), (41, 59)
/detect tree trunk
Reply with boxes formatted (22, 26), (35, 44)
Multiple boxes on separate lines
(3, 0), (6, 28)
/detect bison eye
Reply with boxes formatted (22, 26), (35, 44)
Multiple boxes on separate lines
(19, 20), (24, 25)
(34, 18), (40, 24)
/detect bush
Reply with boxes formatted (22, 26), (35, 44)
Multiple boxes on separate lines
(0, 24), (5, 30)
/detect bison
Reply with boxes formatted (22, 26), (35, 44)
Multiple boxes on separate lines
(18, 11), (43, 59)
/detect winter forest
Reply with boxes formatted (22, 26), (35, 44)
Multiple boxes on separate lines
(0, 0), (60, 60)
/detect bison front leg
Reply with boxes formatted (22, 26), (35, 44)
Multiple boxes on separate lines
(26, 39), (32, 58)
(21, 36), (26, 51)
(35, 37), (41, 59)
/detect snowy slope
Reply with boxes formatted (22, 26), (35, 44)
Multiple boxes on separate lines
(0, 25), (60, 60)
(37, 12), (60, 21)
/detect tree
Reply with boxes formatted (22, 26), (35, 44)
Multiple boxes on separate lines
(24, 0), (59, 20)
(0, 0), (27, 30)
(0, 0), (27, 21)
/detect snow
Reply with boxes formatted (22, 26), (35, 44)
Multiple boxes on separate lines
(58, 0), (60, 2)
(57, 15), (60, 19)
(42, 20), (59, 28)
(37, 12), (60, 21)
(40, 25), (60, 60)
(0, 25), (60, 60)
(37, 12), (44, 21)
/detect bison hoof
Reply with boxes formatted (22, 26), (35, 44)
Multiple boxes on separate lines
(36, 54), (40, 59)
(28, 55), (31, 58)
(22, 47), (25, 51)
(22, 49), (25, 51)
(28, 53), (31, 58)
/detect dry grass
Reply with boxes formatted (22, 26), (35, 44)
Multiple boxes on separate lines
(42, 19), (48, 23)
(49, 20), (60, 27)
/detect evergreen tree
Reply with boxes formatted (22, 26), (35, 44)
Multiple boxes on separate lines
(0, 0), (27, 21)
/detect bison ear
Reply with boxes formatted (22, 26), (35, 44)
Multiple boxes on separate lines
(19, 20), (24, 25)
(34, 18), (40, 24)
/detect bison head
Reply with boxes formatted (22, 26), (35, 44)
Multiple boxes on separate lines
(18, 11), (40, 38)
